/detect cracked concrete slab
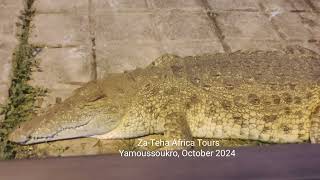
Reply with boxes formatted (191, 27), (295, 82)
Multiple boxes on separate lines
(31, 47), (92, 85)
(28, 11), (93, 109)
(162, 40), (223, 57)
(34, 0), (88, 14)
(261, 0), (308, 12)
(216, 11), (280, 40)
(270, 12), (313, 41)
(93, 0), (150, 12)
(207, 0), (259, 11)
(0, 0), (24, 8)
(148, 0), (204, 11)
(299, 13), (320, 39)
(226, 39), (282, 52)
(0, 42), (13, 104)
(0, 0), (23, 121)
(289, 0), (314, 11)
(30, 13), (90, 47)
(30, 46), (93, 108)
(154, 10), (219, 41)
(96, 42), (163, 77)
(94, 12), (158, 42)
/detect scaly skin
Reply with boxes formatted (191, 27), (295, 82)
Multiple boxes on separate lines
(8, 46), (320, 145)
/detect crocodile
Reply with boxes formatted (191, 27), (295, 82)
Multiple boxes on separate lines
(8, 47), (320, 148)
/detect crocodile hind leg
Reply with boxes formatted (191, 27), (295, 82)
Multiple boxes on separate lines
(162, 112), (193, 150)
(310, 106), (320, 143)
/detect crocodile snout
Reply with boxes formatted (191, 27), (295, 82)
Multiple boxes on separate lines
(8, 128), (30, 144)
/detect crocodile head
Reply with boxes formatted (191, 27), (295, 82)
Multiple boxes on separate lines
(8, 79), (131, 145)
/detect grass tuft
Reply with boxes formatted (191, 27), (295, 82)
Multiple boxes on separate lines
(0, 0), (46, 160)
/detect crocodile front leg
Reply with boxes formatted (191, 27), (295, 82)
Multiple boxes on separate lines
(162, 112), (193, 150)
(311, 106), (320, 144)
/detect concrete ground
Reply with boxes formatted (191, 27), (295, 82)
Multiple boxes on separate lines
(0, 0), (23, 121)
(0, 0), (320, 157)
(26, 0), (320, 108)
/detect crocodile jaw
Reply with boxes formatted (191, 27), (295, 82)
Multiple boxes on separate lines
(8, 116), (120, 145)
(8, 128), (30, 144)
(8, 99), (123, 145)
